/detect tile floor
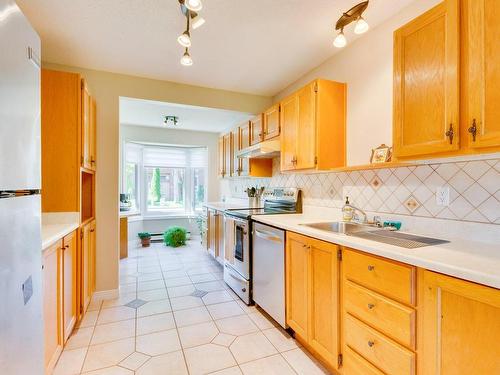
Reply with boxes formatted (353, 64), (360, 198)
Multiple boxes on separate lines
(53, 238), (329, 374)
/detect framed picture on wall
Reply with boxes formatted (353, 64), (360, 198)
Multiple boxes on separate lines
(370, 144), (392, 164)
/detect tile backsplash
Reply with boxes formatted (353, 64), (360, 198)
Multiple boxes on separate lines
(221, 157), (500, 225)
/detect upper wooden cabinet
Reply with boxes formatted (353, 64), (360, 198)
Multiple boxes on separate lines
(238, 121), (251, 176)
(218, 136), (225, 178)
(419, 270), (500, 375)
(280, 79), (346, 172)
(286, 232), (341, 372)
(393, 0), (460, 158)
(461, 0), (500, 150)
(249, 114), (264, 146)
(263, 104), (280, 140)
(394, 0), (500, 159)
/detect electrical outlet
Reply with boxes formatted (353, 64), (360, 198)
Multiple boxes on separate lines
(436, 186), (450, 206)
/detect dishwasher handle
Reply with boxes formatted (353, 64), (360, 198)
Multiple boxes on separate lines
(254, 229), (283, 243)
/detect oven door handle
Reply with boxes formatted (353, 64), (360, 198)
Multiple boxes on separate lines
(254, 229), (282, 243)
(225, 264), (247, 282)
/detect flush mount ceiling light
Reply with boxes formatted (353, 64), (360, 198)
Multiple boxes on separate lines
(164, 115), (179, 126)
(177, 0), (206, 66)
(333, 1), (369, 48)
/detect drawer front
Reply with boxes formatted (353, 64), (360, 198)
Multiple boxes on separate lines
(344, 280), (415, 349)
(345, 314), (415, 375)
(344, 249), (415, 305)
(343, 346), (384, 375)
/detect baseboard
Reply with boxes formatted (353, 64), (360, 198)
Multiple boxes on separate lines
(92, 288), (119, 300)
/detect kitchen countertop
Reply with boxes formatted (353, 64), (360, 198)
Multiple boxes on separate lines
(252, 212), (500, 289)
(42, 212), (80, 251)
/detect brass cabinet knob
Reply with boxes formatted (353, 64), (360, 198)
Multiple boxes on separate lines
(367, 265), (375, 271)
(445, 123), (454, 144)
(367, 303), (375, 309)
(368, 341), (375, 347)
(468, 118), (478, 142)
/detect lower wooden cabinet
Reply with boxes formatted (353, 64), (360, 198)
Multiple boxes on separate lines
(286, 232), (341, 372)
(419, 270), (500, 375)
(42, 240), (62, 374)
(80, 220), (96, 315)
(62, 231), (77, 342)
(207, 209), (224, 264)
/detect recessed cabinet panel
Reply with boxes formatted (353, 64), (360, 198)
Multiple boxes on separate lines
(393, 0), (459, 158)
(263, 104), (280, 140)
(249, 114), (263, 146)
(280, 94), (298, 171)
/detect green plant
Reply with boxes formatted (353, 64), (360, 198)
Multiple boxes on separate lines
(138, 232), (151, 239)
(164, 226), (187, 247)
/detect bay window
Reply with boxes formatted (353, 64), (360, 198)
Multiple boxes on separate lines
(122, 142), (207, 216)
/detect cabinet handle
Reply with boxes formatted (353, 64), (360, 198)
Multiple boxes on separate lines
(367, 265), (375, 271)
(368, 341), (375, 347)
(445, 123), (454, 144)
(90, 229), (95, 232)
(367, 303), (375, 309)
(468, 119), (477, 142)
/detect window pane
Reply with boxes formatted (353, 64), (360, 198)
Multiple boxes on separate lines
(123, 162), (138, 211)
(146, 167), (185, 211)
(193, 168), (206, 211)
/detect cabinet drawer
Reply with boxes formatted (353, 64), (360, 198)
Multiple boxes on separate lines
(343, 346), (384, 375)
(345, 314), (415, 375)
(344, 280), (415, 349)
(344, 249), (416, 305)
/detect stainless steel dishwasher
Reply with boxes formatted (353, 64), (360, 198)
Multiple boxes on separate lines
(252, 222), (286, 328)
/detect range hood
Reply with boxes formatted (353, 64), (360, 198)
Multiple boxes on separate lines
(236, 139), (280, 159)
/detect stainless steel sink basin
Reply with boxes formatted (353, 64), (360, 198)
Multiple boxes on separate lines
(300, 221), (449, 249)
(300, 221), (378, 234)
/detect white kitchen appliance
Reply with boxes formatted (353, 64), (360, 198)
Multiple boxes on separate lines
(0, 1), (44, 374)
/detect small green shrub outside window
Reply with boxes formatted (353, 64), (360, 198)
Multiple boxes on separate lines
(164, 226), (187, 247)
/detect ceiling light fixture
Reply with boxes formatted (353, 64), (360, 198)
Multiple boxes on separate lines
(164, 115), (179, 126)
(184, 0), (202, 12)
(333, 1), (369, 48)
(180, 48), (193, 66)
(177, 0), (206, 66)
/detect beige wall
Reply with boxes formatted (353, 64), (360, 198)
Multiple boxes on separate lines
(43, 62), (272, 293)
(273, 0), (441, 166)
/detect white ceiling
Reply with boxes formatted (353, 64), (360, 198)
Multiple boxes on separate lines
(18, 0), (415, 96)
(120, 97), (253, 132)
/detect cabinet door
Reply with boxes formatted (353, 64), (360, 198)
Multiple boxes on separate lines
(89, 97), (96, 170)
(81, 79), (92, 169)
(223, 133), (233, 178)
(249, 114), (263, 146)
(81, 223), (91, 312)
(463, 0), (500, 149)
(239, 122), (250, 176)
(280, 94), (298, 171)
(218, 136), (225, 178)
(393, 0), (459, 158)
(420, 271), (500, 375)
(216, 213), (224, 263)
(89, 220), (96, 294)
(231, 128), (241, 176)
(263, 104), (280, 140)
(296, 83), (317, 170)
(43, 241), (62, 370)
(286, 232), (309, 339)
(62, 231), (77, 342)
(308, 238), (340, 370)
(208, 209), (217, 257)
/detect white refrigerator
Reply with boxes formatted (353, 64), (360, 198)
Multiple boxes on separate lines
(0, 1), (44, 374)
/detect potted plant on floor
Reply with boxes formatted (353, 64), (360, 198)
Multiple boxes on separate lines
(164, 226), (187, 248)
(138, 232), (152, 247)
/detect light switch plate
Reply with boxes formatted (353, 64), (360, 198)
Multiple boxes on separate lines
(436, 186), (450, 206)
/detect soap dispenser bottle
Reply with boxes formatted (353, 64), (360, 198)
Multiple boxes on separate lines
(342, 196), (353, 221)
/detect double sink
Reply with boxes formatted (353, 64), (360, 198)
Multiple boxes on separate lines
(301, 221), (448, 249)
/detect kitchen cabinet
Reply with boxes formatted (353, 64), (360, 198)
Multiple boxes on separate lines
(42, 240), (62, 374)
(419, 270), (500, 375)
(82, 81), (96, 171)
(218, 136), (225, 178)
(62, 231), (77, 342)
(218, 132), (234, 178)
(237, 121), (250, 176)
(286, 232), (341, 372)
(461, 0), (500, 151)
(79, 220), (96, 315)
(280, 79), (346, 172)
(393, 0), (460, 159)
(120, 216), (128, 259)
(206, 208), (224, 264)
(263, 104), (280, 140)
(249, 114), (263, 146)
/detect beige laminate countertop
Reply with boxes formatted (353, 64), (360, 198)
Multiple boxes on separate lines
(42, 212), (80, 251)
(252, 212), (500, 289)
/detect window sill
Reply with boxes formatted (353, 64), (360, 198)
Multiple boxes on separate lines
(142, 214), (199, 221)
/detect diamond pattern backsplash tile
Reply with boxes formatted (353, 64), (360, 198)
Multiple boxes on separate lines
(222, 157), (500, 225)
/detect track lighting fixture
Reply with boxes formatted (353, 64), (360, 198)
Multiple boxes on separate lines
(177, 0), (206, 66)
(333, 1), (369, 48)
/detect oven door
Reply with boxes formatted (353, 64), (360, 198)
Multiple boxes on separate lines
(223, 214), (250, 280)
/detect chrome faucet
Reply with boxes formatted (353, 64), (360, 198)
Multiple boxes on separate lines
(342, 202), (368, 224)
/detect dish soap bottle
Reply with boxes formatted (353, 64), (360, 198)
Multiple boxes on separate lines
(342, 196), (353, 222)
